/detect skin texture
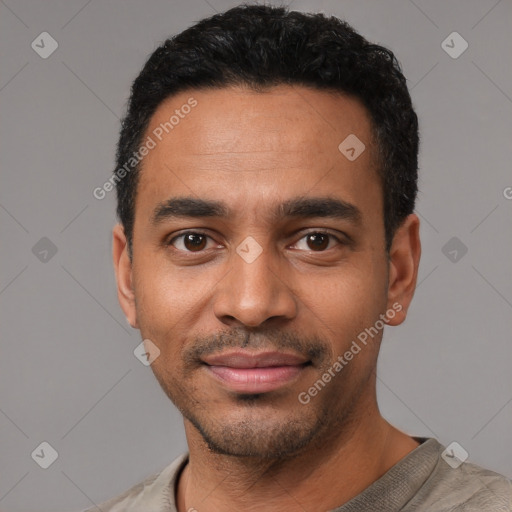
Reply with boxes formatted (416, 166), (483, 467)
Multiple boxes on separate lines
(113, 85), (421, 511)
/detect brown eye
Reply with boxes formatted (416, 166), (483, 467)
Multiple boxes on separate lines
(306, 233), (330, 251)
(291, 231), (342, 252)
(169, 232), (211, 252)
(183, 233), (207, 251)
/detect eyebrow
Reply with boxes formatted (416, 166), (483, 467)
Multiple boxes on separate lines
(151, 196), (362, 225)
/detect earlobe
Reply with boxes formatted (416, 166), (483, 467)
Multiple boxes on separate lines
(112, 224), (139, 329)
(385, 214), (421, 326)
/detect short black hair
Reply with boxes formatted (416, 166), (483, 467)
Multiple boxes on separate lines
(114, 3), (418, 254)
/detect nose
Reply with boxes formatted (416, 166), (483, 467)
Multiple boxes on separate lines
(212, 241), (298, 328)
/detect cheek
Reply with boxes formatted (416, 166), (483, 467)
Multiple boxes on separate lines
(132, 255), (221, 359)
(132, 257), (187, 339)
(309, 262), (385, 313)
(299, 259), (388, 353)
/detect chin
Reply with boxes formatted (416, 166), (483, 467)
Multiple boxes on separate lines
(185, 409), (324, 459)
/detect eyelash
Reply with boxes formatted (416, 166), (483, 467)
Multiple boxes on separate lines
(167, 230), (345, 253)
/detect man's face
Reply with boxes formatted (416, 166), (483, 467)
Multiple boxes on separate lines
(116, 85), (405, 458)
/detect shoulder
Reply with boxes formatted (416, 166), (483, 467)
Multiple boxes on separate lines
(76, 453), (188, 512)
(447, 461), (511, 510)
(408, 454), (511, 511)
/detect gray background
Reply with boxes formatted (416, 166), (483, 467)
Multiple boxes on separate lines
(1, 0), (511, 510)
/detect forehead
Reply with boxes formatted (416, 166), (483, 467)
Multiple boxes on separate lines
(135, 85), (381, 223)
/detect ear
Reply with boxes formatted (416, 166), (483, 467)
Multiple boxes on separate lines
(385, 214), (421, 326)
(112, 224), (138, 329)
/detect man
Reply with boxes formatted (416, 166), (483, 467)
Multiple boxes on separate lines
(86, 4), (511, 511)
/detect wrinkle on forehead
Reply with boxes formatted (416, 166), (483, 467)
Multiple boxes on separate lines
(135, 85), (382, 229)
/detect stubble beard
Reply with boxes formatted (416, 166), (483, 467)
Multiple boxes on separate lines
(153, 364), (363, 461)
(147, 327), (368, 460)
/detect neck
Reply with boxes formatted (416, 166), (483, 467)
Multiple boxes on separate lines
(176, 404), (419, 512)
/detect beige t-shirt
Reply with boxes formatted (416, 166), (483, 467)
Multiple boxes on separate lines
(81, 438), (512, 511)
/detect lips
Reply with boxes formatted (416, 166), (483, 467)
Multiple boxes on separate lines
(202, 351), (310, 393)
(202, 351), (309, 368)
